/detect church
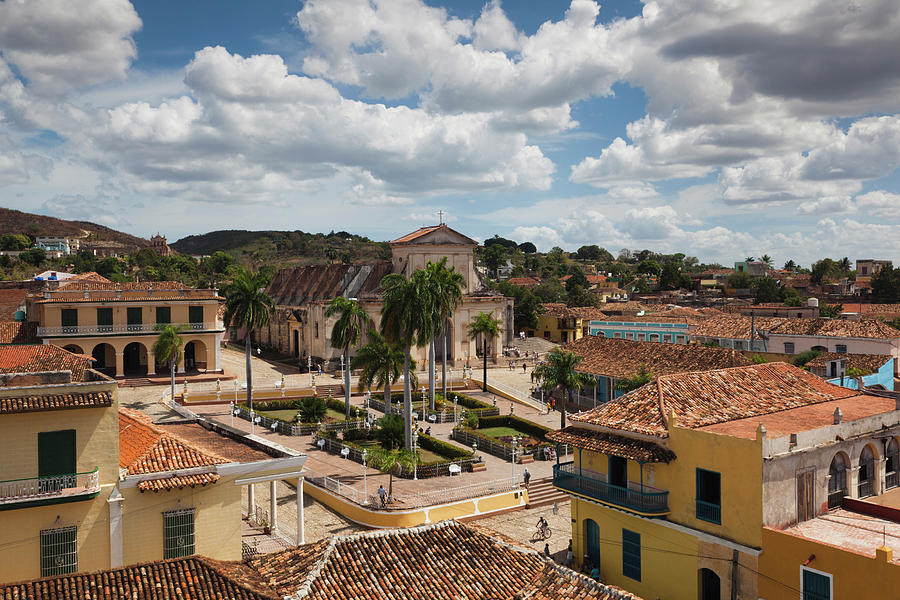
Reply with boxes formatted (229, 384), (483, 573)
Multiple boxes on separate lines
(256, 224), (514, 370)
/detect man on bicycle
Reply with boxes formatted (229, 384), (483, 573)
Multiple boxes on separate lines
(537, 516), (548, 530)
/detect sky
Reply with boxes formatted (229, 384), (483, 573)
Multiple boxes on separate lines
(2, 0), (900, 267)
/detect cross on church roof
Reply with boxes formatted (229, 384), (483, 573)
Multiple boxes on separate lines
(438, 210), (444, 224)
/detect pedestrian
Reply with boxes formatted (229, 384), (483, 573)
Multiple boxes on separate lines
(565, 546), (574, 568)
(544, 543), (551, 558)
(377, 484), (387, 508)
(523, 467), (531, 488)
(522, 363), (527, 373)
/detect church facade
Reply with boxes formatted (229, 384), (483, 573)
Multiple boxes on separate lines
(255, 225), (514, 370)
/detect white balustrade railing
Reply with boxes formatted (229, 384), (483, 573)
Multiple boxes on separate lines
(38, 322), (220, 336)
(0, 468), (100, 503)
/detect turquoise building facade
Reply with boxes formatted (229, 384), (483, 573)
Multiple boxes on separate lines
(589, 319), (690, 343)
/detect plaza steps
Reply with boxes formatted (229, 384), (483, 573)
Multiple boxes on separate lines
(117, 378), (154, 388)
(525, 476), (569, 509)
(518, 454), (535, 464)
(316, 384), (344, 398)
(470, 463), (487, 473)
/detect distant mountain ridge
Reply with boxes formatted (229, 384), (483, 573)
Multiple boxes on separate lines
(0, 207), (149, 248)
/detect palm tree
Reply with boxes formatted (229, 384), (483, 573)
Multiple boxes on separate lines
(351, 330), (411, 406)
(534, 349), (596, 430)
(380, 272), (430, 449)
(222, 268), (274, 412)
(325, 297), (372, 419)
(152, 324), (187, 403)
(838, 257), (852, 275)
(421, 258), (464, 410)
(467, 311), (502, 392)
(744, 256), (755, 262)
(368, 447), (416, 503)
(760, 254), (773, 268)
(784, 259), (797, 271)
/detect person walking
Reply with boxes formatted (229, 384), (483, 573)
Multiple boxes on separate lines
(377, 484), (387, 508)
(544, 543), (551, 559)
(522, 363), (527, 373)
(523, 467), (531, 489)
(565, 539), (574, 567)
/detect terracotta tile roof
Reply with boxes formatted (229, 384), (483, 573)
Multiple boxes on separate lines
(690, 315), (788, 339)
(248, 520), (637, 600)
(0, 344), (91, 380)
(548, 427), (676, 462)
(599, 301), (647, 314)
(57, 280), (191, 291)
(805, 352), (892, 373)
(0, 390), (112, 415)
(119, 410), (226, 491)
(541, 303), (607, 320)
(857, 303), (900, 317)
(506, 276), (541, 287)
(389, 224), (478, 245)
(0, 556), (277, 600)
(769, 317), (900, 339)
(0, 321), (37, 344)
(570, 362), (861, 438)
(0, 288), (27, 320)
(598, 314), (695, 325)
(156, 422), (273, 463)
(267, 262), (391, 306)
(68, 271), (111, 283)
(565, 336), (751, 379)
(36, 288), (221, 303)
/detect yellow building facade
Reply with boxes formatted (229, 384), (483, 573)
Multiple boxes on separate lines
(535, 304), (605, 344)
(27, 281), (223, 377)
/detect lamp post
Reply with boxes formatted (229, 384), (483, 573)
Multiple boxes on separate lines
(233, 380), (239, 405)
(412, 429), (419, 481)
(250, 408), (255, 435)
(453, 396), (458, 423)
(281, 373), (286, 398)
(308, 356), (313, 387)
(511, 436), (519, 480)
(362, 448), (368, 503)
(230, 401), (234, 427)
(420, 386), (426, 421)
(472, 440), (478, 456)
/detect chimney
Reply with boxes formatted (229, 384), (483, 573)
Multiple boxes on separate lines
(833, 407), (843, 424)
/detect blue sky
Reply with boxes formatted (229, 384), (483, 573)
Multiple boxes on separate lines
(2, 0), (900, 266)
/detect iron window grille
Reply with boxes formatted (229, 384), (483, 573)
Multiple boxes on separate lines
(163, 508), (195, 559)
(40, 526), (77, 577)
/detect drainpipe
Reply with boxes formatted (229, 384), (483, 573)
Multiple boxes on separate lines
(578, 448), (582, 479)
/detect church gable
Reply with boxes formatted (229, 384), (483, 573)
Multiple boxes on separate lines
(390, 224), (477, 247)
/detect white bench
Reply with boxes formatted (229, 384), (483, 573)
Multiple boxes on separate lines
(427, 414), (437, 423)
(317, 439), (326, 450)
(340, 447), (350, 458)
(448, 464), (462, 476)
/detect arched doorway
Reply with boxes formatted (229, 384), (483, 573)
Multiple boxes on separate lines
(827, 453), (848, 508)
(62, 344), (84, 355)
(585, 519), (601, 569)
(699, 568), (721, 600)
(293, 330), (300, 358)
(886, 438), (899, 490)
(184, 340), (207, 371)
(859, 445), (876, 498)
(91, 343), (115, 375)
(123, 342), (147, 375)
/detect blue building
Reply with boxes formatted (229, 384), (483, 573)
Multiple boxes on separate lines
(589, 316), (691, 344)
(807, 353), (895, 392)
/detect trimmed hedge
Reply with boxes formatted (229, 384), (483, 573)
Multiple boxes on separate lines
(418, 432), (471, 460)
(243, 397), (352, 425)
(329, 430), (469, 467)
(476, 415), (552, 439)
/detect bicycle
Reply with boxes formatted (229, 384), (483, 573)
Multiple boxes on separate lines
(531, 522), (552, 543)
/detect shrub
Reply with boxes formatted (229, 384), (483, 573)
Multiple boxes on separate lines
(298, 396), (327, 423)
(375, 413), (405, 450)
(417, 433), (471, 460)
(751, 354), (767, 364)
(792, 350), (823, 367)
(466, 412), (479, 429)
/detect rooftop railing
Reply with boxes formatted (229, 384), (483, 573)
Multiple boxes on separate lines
(38, 322), (222, 336)
(0, 468), (100, 506)
(553, 461), (668, 516)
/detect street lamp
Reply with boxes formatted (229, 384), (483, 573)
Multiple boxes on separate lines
(362, 448), (369, 503)
(412, 429), (419, 481)
(472, 440), (478, 456)
(308, 356), (313, 387)
(511, 436), (519, 480)
(420, 386), (426, 420)
(453, 395), (458, 423)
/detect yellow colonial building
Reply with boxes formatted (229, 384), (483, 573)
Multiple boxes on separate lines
(549, 362), (900, 600)
(26, 280), (224, 378)
(534, 303), (606, 344)
(0, 344), (306, 584)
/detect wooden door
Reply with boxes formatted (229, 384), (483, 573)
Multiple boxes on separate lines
(797, 469), (815, 522)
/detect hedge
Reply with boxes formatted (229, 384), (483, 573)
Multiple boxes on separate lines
(327, 430), (469, 467)
(242, 397), (352, 425)
(475, 415), (553, 440)
(368, 391), (493, 411)
(418, 432), (471, 460)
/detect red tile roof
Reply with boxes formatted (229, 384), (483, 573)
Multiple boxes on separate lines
(768, 318), (900, 339)
(805, 352), (892, 373)
(690, 315), (788, 339)
(389, 224), (478, 245)
(119, 410), (226, 491)
(547, 427), (676, 462)
(0, 288), (27, 320)
(541, 303), (607, 320)
(0, 344), (91, 380)
(0, 390), (112, 415)
(570, 362), (862, 438)
(565, 336), (751, 379)
(0, 321), (38, 344)
(506, 276), (541, 287)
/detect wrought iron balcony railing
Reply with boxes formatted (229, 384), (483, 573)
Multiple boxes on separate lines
(38, 323), (221, 336)
(0, 468), (100, 507)
(553, 461), (668, 516)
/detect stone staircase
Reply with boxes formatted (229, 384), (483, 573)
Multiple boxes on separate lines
(525, 476), (569, 509)
(316, 384), (344, 398)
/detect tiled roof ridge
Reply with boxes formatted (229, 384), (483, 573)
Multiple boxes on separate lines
(283, 537), (339, 599)
(192, 556), (280, 599)
(527, 561), (640, 600)
(119, 409), (228, 474)
(656, 378), (667, 430)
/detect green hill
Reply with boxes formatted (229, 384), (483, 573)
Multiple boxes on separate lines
(0, 207), (149, 248)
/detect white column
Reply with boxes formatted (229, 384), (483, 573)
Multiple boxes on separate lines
(215, 333), (222, 372)
(296, 476), (305, 546)
(147, 351), (157, 376)
(108, 487), (124, 568)
(248, 483), (255, 518)
(114, 352), (124, 378)
(269, 480), (278, 533)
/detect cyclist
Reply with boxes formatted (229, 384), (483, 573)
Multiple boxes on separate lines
(536, 516), (548, 531)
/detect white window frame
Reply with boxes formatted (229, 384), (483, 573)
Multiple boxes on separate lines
(675, 335), (686, 344)
(800, 566), (833, 600)
(784, 342), (795, 354)
(613, 332), (622, 339)
(662, 334), (672, 343)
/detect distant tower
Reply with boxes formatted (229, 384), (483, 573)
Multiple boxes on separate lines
(150, 233), (171, 256)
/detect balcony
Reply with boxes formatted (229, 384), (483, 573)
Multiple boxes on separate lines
(553, 462), (669, 516)
(38, 322), (222, 337)
(696, 500), (721, 524)
(0, 468), (100, 510)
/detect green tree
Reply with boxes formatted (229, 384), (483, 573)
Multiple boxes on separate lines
(575, 245), (603, 260)
(659, 262), (690, 291)
(614, 364), (654, 394)
(754, 277), (780, 303)
(636, 259), (662, 276)
(760, 254), (773, 268)
(728, 271), (754, 289)
(811, 258), (841, 284)
(152, 324), (187, 402)
(0, 234), (31, 251)
(872, 266), (900, 303)
(792, 350), (823, 367)
(533, 279), (566, 303)
(298, 396), (327, 423)
(374, 413), (406, 450)
(750, 354), (767, 364)
(837, 257), (852, 275)
(783, 259), (797, 271)
(482, 244), (507, 278)
(518, 242), (537, 254)
(819, 303), (843, 318)
(534, 349), (596, 430)
(351, 330), (409, 403)
(495, 281), (542, 331)
(467, 311), (503, 393)
(222, 268), (274, 411)
(325, 297), (373, 419)
(566, 284), (599, 308)
(565, 266), (590, 293)
(18, 247), (45, 267)
(368, 447), (416, 502)
(421, 258), (464, 407)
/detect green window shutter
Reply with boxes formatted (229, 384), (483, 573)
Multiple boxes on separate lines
(96, 307), (113, 327)
(696, 468), (722, 524)
(38, 430), (76, 478)
(163, 508), (195, 559)
(802, 569), (831, 600)
(622, 529), (641, 581)
(188, 306), (203, 324)
(61, 309), (78, 328)
(156, 307), (171, 324)
(127, 307), (142, 326)
(40, 526), (77, 577)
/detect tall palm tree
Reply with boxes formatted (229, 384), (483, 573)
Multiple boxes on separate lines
(222, 268), (274, 412)
(351, 330), (411, 406)
(325, 297), (373, 419)
(368, 447), (416, 502)
(152, 324), (187, 403)
(380, 272), (430, 449)
(467, 311), (502, 392)
(760, 254), (773, 268)
(838, 257), (852, 275)
(534, 349), (596, 430)
(421, 258), (464, 410)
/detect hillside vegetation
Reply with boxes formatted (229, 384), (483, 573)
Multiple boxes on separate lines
(0, 207), (148, 248)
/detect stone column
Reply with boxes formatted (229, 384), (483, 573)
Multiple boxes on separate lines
(177, 352), (185, 375)
(877, 457), (887, 496)
(115, 352), (124, 378)
(108, 487), (124, 568)
(147, 351), (157, 376)
(296, 476), (305, 546)
(247, 483), (255, 519)
(849, 465), (860, 498)
(269, 480), (278, 533)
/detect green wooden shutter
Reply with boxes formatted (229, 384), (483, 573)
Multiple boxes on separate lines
(127, 307), (142, 327)
(156, 306), (171, 324)
(622, 529), (641, 581)
(96, 307), (113, 327)
(802, 569), (831, 600)
(61, 309), (78, 329)
(188, 306), (203, 324)
(38, 430), (76, 477)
